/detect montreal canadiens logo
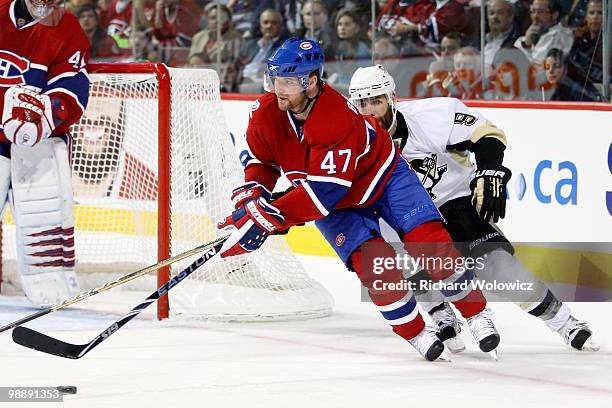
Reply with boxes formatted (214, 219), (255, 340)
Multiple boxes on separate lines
(335, 233), (346, 247)
(300, 41), (313, 50)
(0, 50), (30, 87)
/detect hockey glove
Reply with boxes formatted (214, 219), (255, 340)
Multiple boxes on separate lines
(230, 181), (272, 209)
(217, 198), (286, 258)
(2, 86), (55, 147)
(470, 166), (512, 223)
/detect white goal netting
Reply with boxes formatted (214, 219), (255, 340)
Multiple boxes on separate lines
(1, 65), (333, 321)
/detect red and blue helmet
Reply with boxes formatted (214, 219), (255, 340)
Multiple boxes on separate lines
(264, 38), (325, 92)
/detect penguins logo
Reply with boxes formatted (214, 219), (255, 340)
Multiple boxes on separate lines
(410, 154), (447, 199)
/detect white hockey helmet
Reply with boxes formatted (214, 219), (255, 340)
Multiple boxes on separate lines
(348, 65), (397, 131)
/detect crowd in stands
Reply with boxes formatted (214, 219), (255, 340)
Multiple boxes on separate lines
(72, 0), (610, 101)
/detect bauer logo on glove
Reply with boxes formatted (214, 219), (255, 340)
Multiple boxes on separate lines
(217, 198), (286, 258)
(470, 166), (512, 223)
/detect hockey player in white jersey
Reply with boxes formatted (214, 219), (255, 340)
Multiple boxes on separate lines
(348, 64), (598, 352)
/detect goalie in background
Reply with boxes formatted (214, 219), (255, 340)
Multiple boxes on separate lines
(348, 64), (598, 352)
(219, 37), (502, 362)
(0, 0), (91, 307)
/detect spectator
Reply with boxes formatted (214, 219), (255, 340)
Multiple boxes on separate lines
(189, 3), (243, 91)
(376, 0), (434, 48)
(329, 8), (370, 60)
(514, 0), (573, 64)
(295, 0), (334, 55)
(77, 4), (121, 60)
(544, 48), (602, 100)
(326, 8), (371, 92)
(106, 0), (133, 52)
(426, 32), (461, 96)
(484, 0), (531, 99)
(420, 0), (474, 48)
(227, 0), (275, 39)
(276, 0), (306, 35)
(567, 0), (609, 88)
(443, 46), (494, 99)
(236, 9), (287, 93)
(133, 0), (202, 48)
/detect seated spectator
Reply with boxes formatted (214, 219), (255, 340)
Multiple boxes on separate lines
(326, 8), (371, 92)
(514, 0), (574, 64)
(484, 0), (531, 99)
(426, 32), (461, 96)
(189, 3), (243, 91)
(106, 0), (132, 40)
(134, 0), (203, 48)
(442, 46), (494, 99)
(295, 0), (334, 56)
(236, 9), (287, 93)
(567, 0), (609, 89)
(329, 8), (371, 60)
(420, 0), (474, 49)
(544, 48), (602, 101)
(227, 0), (275, 39)
(77, 4), (121, 60)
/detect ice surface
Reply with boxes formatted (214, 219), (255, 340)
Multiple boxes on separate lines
(0, 254), (610, 408)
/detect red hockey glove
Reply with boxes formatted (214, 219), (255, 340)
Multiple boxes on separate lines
(470, 166), (512, 223)
(217, 198), (286, 258)
(2, 86), (55, 147)
(230, 181), (272, 209)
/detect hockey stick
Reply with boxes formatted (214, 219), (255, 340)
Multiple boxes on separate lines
(11, 236), (227, 359)
(0, 235), (228, 334)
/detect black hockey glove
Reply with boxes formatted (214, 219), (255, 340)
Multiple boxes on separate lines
(469, 166), (512, 223)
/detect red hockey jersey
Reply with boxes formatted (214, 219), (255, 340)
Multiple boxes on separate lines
(0, 0), (91, 137)
(244, 84), (398, 226)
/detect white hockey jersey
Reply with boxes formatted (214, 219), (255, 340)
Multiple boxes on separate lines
(398, 98), (490, 207)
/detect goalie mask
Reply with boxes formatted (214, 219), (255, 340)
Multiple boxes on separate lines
(264, 37), (324, 96)
(348, 64), (398, 132)
(23, 0), (65, 26)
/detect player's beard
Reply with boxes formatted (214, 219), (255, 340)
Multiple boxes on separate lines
(379, 108), (394, 130)
(276, 92), (308, 113)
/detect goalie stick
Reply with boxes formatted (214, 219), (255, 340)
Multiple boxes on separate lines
(11, 236), (227, 359)
(0, 235), (229, 334)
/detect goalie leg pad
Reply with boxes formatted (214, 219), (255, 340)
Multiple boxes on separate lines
(0, 154), (10, 211)
(10, 138), (79, 307)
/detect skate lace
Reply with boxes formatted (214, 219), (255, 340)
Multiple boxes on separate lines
(408, 326), (438, 356)
(560, 316), (589, 344)
(432, 305), (460, 330)
(467, 308), (496, 342)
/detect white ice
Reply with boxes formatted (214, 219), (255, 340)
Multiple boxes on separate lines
(0, 254), (610, 408)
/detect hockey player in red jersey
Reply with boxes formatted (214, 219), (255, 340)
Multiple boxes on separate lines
(348, 64), (599, 352)
(0, 0), (91, 306)
(218, 37), (501, 361)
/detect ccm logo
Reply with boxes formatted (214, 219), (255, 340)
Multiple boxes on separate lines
(0, 50), (29, 86)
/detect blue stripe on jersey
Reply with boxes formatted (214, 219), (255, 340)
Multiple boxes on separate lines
(440, 270), (475, 298)
(43, 71), (90, 112)
(307, 179), (349, 213)
(23, 67), (48, 90)
(380, 298), (417, 321)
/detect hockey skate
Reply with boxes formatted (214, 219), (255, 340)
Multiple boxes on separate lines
(408, 326), (450, 361)
(557, 316), (599, 351)
(429, 302), (466, 353)
(466, 308), (500, 358)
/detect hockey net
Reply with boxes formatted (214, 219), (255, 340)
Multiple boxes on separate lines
(0, 63), (333, 321)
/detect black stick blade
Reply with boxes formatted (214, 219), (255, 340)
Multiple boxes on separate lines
(12, 327), (86, 359)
